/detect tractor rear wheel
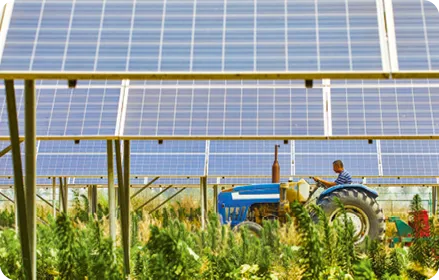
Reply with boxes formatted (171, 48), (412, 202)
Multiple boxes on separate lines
(317, 189), (385, 246)
(233, 221), (263, 237)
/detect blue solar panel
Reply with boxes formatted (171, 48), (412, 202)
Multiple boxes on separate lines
(0, 0), (386, 73)
(382, 154), (439, 176)
(36, 154), (108, 176)
(381, 140), (439, 153)
(124, 87), (324, 136)
(0, 87), (120, 137)
(131, 154), (205, 176)
(332, 86), (439, 135)
(38, 140), (108, 153)
(210, 140), (290, 153)
(131, 140), (205, 153)
(209, 154), (291, 176)
(295, 154), (379, 176)
(295, 140), (377, 153)
(392, 0), (439, 71)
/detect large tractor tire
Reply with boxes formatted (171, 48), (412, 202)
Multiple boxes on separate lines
(233, 221), (263, 237)
(317, 189), (385, 246)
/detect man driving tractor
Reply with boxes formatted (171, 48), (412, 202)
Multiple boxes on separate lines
(313, 160), (352, 189)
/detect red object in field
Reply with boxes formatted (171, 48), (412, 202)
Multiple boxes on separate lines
(408, 210), (430, 238)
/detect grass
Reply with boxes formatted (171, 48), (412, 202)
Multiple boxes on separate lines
(0, 194), (437, 279)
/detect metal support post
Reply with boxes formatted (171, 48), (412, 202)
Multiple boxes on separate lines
(87, 185), (92, 214)
(59, 178), (67, 213)
(149, 188), (187, 214)
(115, 140), (130, 276)
(134, 185), (173, 212)
(107, 140), (116, 242)
(4, 79), (32, 280)
(52, 178), (56, 217)
(213, 185), (218, 213)
(24, 80), (36, 280)
(203, 178), (208, 217)
(91, 185), (97, 215)
(433, 186), (438, 215)
(200, 177), (207, 229)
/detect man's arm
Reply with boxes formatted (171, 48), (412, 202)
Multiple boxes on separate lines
(312, 177), (337, 188)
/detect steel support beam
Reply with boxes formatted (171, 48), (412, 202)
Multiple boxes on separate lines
(149, 188), (187, 214)
(213, 185), (218, 213)
(115, 140), (130, 277)
(107, 140), (116, 242)
(24, 80), (37, 280)
(4, 79), (33, 280)
(88, 185), (97, 215)
(433, 186), (438, 215)
(36, 194), (59, 213)
(59, 178), (68, 213)
(0, 140), (23, 158)
(0, 191), (14, 203)
(52, 178), (56, 217)
(131, 177), (160, 199)
(134, 185), (173, 212)
(200, 177), (207, 229)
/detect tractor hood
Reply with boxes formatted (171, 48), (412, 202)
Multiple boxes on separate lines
(231, 183), (280, 193)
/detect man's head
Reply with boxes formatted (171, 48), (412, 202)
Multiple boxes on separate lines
(333, 160), (344, 173)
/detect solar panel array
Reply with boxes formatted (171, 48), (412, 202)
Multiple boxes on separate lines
(1, 0), (439, 184)
(1, 0), (386, 73)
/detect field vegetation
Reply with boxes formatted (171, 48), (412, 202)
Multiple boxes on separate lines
(0, 192), (437, 279)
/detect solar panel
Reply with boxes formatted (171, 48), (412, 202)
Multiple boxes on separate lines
(37, 154), (108, 176)
(209, 154), (291, 176)
(392, 0), (439, 71)
(331, 86), (439, 135)
(0, 87), (120, 137)
(381, 140), (439, 153)
(131, 140), (206, 153)
(295, 154), (380, 176)
(210, 140), (290, 153)
(295, 140), (377, 153)
(124, 87), (324, 136)
(131, 154), (205, 176)
(0, 0), (387, 75)
(382, 154), (439, 176)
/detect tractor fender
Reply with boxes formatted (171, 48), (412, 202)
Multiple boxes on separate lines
(317, 184), (378, 203)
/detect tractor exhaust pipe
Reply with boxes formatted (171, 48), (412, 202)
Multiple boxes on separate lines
(272, 145), (280, 183)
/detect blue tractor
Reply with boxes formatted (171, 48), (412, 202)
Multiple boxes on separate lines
(217, 147), (386, 245)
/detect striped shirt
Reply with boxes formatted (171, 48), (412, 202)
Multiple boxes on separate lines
(335, 170), (352, 185)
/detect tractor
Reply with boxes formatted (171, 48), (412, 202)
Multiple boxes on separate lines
(217, 146), (386, 245)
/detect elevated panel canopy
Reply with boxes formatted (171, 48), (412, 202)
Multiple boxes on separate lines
(391, 0), (439, 78)
(0, 86), (120, 137)
(0, 0), (389, 79)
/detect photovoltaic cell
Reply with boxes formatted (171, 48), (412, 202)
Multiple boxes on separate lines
(0, 0), (385, 73)
(392, 0), (439, 71)
(0, 87), (120, 137)
(124, 87), (324, 136)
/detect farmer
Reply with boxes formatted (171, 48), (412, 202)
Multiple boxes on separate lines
(312, 160), (352, 189)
